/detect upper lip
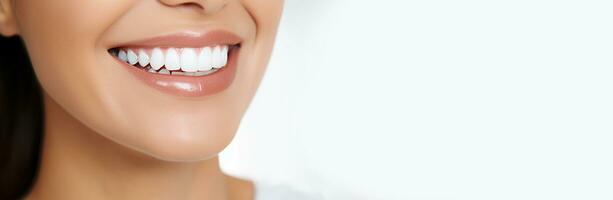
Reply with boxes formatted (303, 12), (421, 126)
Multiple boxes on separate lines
(111, 30), (243, 49)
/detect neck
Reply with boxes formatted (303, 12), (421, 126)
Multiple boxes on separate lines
(27, 94), (230, 200)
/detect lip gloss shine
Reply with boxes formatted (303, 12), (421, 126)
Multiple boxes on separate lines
(113, 30), (242, 97)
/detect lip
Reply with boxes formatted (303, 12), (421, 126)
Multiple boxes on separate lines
(113, 30), (242, 48)
(111, 30), (242, 97)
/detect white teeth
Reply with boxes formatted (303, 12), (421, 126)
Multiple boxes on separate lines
(198, 47), (214, 71)
(118, 50), (128, 62)
(212, 46), (222, 69)
(127, 49), (138, 65)
(150, 48), (164, 70)
(180, 48), (198, 72)
(159, 68), (170, 75)
(114, 45), (230, 76)
(221, 45), (229, 67)
(143, 67), (218, 76)
(196, 70), (216, 76)
(138, 49), (150, 67)
(165, 48), (180, 70)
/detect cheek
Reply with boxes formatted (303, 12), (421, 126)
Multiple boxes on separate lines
(234, 0), (284, 98)
(15, 0), (133, 97)
(14, 0), (134, 130)
(16, 0), (132, 47)
(242, 0), (284, 32)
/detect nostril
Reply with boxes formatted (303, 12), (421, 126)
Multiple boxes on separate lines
(180, 2), (204, 10)
(158, 0), (225, 13)
(160, 1), (205, 11)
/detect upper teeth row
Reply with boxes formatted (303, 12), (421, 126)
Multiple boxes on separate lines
(116, 45), (229, 72)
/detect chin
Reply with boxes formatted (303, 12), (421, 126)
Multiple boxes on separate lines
(98, 104), (245, 162)
(105, 120), (240, 163)
(141, 130), (237, 163)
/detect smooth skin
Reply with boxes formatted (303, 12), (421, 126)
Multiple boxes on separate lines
(0, 0), (283, 199)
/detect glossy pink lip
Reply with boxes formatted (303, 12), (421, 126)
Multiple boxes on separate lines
(111, 30), (242, 97)
(115, 30), (242, 48)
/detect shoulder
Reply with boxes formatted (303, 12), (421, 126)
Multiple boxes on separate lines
(253, 181), (322, 200)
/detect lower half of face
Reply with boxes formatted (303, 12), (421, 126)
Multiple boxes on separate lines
(14, 0), (283, 161)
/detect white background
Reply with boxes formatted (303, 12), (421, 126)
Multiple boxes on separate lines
(220, 0), (613, 199)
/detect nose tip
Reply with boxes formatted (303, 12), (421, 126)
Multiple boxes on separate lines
(158, 0), (226, 14)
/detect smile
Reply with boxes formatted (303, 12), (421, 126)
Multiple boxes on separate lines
(108, 30), (242, 97)
(109, 44), (238, 76)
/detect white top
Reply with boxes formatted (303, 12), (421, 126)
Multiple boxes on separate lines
(254, 181), (321, 200)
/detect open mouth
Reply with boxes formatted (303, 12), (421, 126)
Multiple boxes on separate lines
(107, 30), (243, 97)
(108, 44), (240, 77)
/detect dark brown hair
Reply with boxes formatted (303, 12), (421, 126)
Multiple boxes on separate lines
(0, 36), (44, 199)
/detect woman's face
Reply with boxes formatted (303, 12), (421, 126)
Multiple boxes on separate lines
(2, 0), (283, 161)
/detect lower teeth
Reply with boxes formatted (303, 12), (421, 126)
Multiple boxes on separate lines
(143, 66), (218, 76)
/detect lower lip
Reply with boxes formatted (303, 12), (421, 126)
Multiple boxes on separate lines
(117, 47), (239, 97)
